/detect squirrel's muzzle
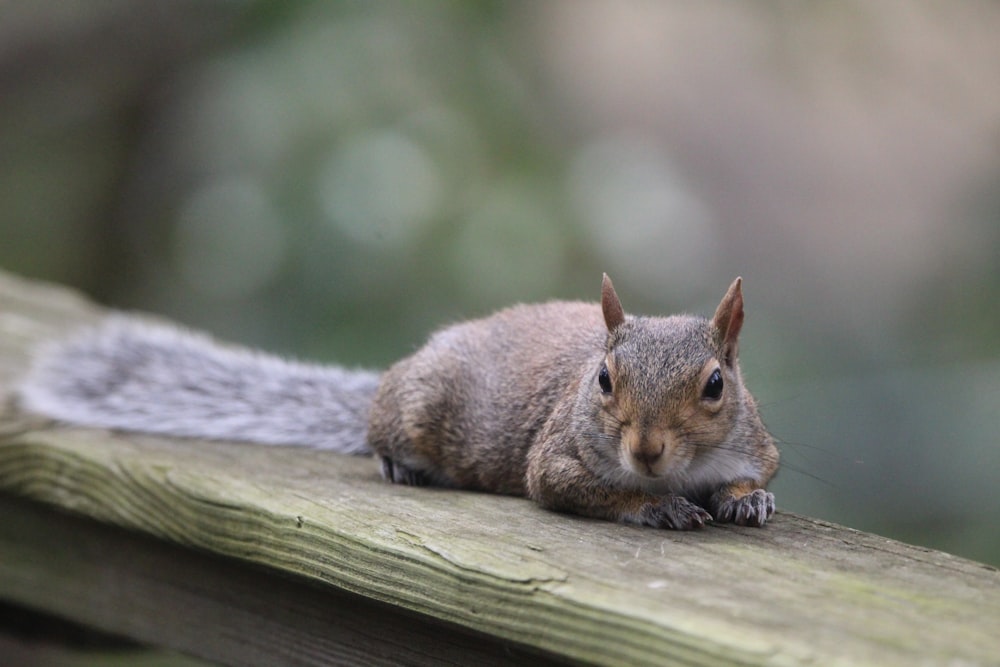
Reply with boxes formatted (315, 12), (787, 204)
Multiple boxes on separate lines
(621, 426), (679, 477)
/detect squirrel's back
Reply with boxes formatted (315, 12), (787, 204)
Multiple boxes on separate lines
(369, 300), (611, 492)
(19, 316), (379, 454)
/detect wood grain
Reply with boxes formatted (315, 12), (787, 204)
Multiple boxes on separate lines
(1, 269), (999, 666)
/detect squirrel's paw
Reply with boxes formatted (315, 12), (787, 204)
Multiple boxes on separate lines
(380, 456), (431, 486)
(638, 495), (713, 531)
(713, 489), (775, 527)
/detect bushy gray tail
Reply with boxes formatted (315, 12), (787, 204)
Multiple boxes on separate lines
(18, 316), (379, 455)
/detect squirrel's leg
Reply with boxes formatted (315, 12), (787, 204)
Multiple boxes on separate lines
(380, 456), (436, 486)
(526, 448), (712, 530)
(708, 480), (775, 527)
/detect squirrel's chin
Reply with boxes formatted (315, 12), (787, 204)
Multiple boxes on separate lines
(622, 451), (691, 481)
(623, 459), (691, 488)
(628, 471), (689, 497)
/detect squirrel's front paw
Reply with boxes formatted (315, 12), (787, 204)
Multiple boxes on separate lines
(713, 489), (775, 527)
(638, 495), (712, 530)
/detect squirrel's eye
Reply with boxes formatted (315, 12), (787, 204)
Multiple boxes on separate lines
(598, 364), (613, 395)
(702, 368), (724, 401)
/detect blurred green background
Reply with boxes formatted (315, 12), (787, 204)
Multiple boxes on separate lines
(2, 1), (998, 565)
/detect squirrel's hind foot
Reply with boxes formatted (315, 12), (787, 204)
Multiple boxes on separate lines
(380, 456), (433, 486)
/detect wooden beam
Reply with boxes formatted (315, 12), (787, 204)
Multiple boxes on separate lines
(1, 269), (999, 666)
(0, 493), (563, 666)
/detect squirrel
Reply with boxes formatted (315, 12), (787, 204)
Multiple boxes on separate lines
(18, 274), (779, 530)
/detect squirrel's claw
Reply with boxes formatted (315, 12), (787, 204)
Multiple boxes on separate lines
(380, 456), (432, 487)
(713, 489), (775, 527)
(640, 495), (713, 530)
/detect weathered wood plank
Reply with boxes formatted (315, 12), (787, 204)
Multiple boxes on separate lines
(1, 269), (999, 666)
(0, 599), (214, 667)
(0, 493), (565, 667)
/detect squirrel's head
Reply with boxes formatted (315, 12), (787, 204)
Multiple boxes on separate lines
(595, 274), (747, 481)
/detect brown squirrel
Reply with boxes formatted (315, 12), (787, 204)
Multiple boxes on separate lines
(20, 275), (779, 529)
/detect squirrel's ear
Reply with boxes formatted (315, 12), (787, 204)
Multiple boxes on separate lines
(601, 273), (626, 332)
(712, 277), (744, 366)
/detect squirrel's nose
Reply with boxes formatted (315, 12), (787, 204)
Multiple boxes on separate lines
(622, 427), (670, 475)
(633, 442), (665, 469)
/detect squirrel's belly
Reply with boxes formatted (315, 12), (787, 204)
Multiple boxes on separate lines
(445, 437), (532, 496)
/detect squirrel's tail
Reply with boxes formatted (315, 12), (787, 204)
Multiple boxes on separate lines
(18, 316), (379, 455)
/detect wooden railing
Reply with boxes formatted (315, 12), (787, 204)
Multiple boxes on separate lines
(1, 269), (997, 666)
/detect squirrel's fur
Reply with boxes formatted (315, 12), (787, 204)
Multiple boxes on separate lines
(20, 316), (379, 454)
(19, 275), (779, 530)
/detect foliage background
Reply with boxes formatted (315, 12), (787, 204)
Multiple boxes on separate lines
(2, 1), (999, 566)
